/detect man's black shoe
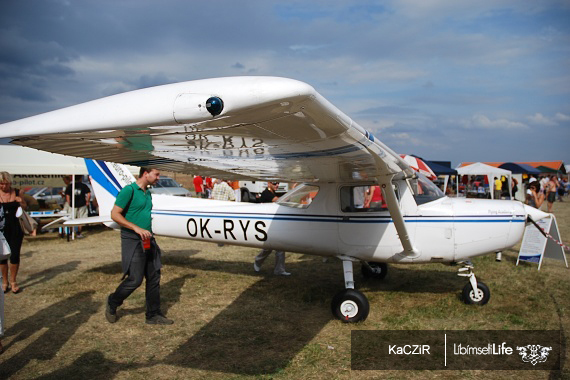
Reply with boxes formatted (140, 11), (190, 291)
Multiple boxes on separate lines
(146, 313), (174, 325)
(105, 296), (117, 323)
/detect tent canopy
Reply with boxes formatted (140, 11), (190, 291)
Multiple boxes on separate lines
(536, 166), (559, 174)
(425, 160), (457, 175)
(499, 162), (540, 175)
(456, 162), (511, 176)
(0, 145), (139, 187)
(1, 145), (89, 175)
(456, 162), (512, 199)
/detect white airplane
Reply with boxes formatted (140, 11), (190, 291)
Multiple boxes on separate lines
(0, 76), (549, 322)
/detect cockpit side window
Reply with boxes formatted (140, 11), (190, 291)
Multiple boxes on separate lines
(340, 185), (397, 212)
(410, 173), (445, 205)
(277, 184), (319, 209)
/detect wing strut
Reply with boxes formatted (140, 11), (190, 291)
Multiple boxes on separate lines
(363, 141), (420, 258)
(378, 176), (420, 258)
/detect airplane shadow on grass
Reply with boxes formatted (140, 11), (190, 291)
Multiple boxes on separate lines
(15, 251), (470, 377)
(0, 291), (100, 379)
(157, 253), (466, 375)
(18, 260), (81, 290)
(85, 260), (197, 318)
(1, 270), (196, 379)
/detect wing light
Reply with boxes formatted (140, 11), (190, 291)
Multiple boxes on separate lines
(206, 96), (224, 116)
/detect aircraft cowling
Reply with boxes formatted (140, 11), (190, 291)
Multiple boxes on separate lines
(451, 198), (526, 260)
(523, 204), (550, 223)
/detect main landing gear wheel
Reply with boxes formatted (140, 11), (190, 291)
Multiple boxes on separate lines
(462, 281), (490, 305)
(361, 262), (388, 280)
(331, 289), (370, 323)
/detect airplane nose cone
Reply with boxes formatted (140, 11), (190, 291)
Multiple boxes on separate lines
(523, 204), (550, 222)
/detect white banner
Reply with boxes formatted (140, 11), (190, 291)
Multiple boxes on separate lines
(517, 215), (567, 270)
(12, 175), (69, 188)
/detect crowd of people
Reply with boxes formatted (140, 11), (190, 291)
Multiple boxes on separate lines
(456, 173), (569, 207)
(525, 175), (568, 212)
(193, 175), (241, 202)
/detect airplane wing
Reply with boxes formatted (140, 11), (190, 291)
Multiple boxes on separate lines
(0, 77), (414, 183)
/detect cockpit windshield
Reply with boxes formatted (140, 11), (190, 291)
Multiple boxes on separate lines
(410, 173), (445, 205)
(277, 184), (319, 209)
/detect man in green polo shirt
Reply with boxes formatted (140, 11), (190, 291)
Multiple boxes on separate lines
(105, 167), (173, 325)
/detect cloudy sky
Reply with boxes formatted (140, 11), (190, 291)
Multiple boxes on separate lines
(0, 0), (568, 167)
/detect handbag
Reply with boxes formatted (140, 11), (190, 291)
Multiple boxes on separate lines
(17, 207), (38, 235)
(0, 231), (10, 260)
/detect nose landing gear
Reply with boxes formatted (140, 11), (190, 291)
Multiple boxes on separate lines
(458, 261), (491, 305)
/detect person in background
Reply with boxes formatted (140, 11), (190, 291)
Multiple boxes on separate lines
(65, 175), (91, 238)
(539, 175), (549, 193)
(204, 177), (213, 198)
(546, 175), (559, 213)
(253, 182), (290, 276)
(353, 186), (366, 209)
(501, 176), (509, 199)
(0, 231), (7, 354)
(493, 177), (502, 199)
(364, 185), (386, 209)
(60, 175), (72, 213)
(0, 278), (3, 353)
(229, 180), (241, 202)
(193, 175), (203, 198)
(558, 178), (567, 201)
(511, 177), (519, 200)
(526, 181), (545, 209)
(0, 171), (26, 294)
(211, 179), (236, 201)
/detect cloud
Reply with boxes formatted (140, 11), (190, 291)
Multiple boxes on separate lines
(0, 0), (568, 166)
(467, 114), (528, 130)
(289, 44), (329, 52)
(527, 112), (558, 126)
(526, 112), (570, 127)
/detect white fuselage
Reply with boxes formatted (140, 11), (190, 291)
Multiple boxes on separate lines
(150, 181), (527, 264)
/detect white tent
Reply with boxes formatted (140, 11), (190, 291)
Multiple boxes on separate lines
(0, 145), (138, 187)
(456, 162), (512, 199)
(1, 144), (139, 236)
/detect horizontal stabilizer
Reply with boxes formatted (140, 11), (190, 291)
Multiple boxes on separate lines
(63, 215), (113, 226)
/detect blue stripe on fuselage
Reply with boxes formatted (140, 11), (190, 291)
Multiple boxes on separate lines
(151, 210), (525, 224)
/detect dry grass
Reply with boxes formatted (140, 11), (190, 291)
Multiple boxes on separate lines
(1, 201), (569, 379)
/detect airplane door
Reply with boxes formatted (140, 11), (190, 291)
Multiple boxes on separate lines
(338, 185), (413, 259)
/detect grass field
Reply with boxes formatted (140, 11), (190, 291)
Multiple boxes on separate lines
(1, 200), (569, 379)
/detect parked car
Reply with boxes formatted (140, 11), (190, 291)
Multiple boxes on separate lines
(149, 176), (192, 196)
(26, 187), (65, 208)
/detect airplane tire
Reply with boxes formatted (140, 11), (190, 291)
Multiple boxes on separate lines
(361, 262), (388, 280)
(331, 289), (370, 323)
(462, 281), (490, 305)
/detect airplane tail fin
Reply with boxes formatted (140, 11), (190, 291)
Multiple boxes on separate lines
(85, 159), (137, 216)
